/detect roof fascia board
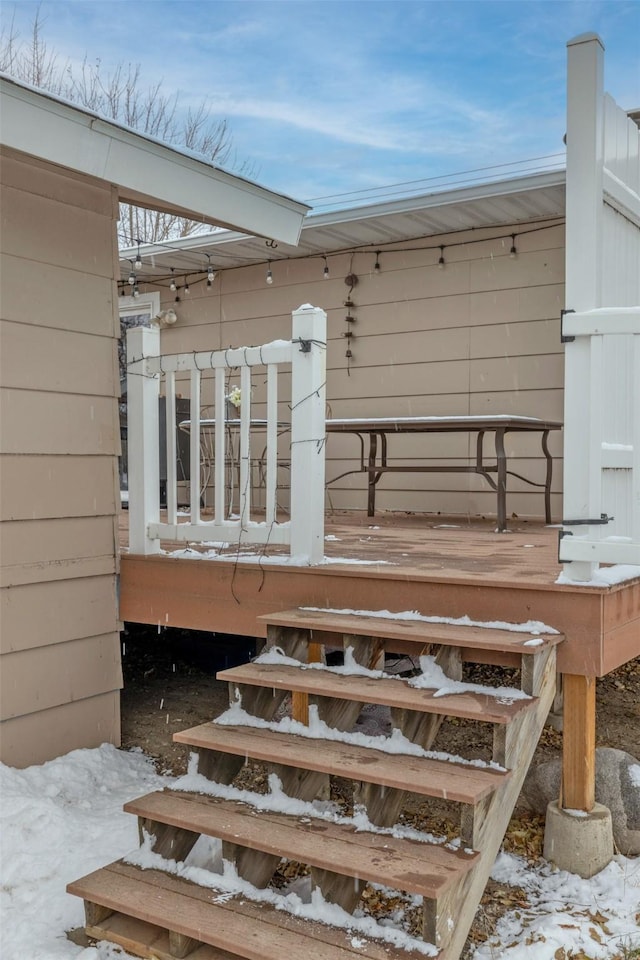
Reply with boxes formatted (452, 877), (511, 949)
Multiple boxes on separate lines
(0, 76), (309, 245)
(122, 170), (566, 261)
(301, 170), (566, 229)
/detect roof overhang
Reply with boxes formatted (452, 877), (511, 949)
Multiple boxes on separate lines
(0, 74), (309, 245)
(119, 169), (566, 280)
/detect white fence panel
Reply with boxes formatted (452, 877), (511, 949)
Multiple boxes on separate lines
(560, 35), (640, 576)
(127, 305), (327, 564)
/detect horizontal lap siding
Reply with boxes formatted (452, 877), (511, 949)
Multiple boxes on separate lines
(0, 693), (120, 769)
(0, 632), (123, 721)
(0, 455), (118, 521)
(155, 221), (564, 520)
(0, 151), (121, 766)
(0, 576), (118, 654)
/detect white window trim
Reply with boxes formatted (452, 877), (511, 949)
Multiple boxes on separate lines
(119, 291), (160, 322)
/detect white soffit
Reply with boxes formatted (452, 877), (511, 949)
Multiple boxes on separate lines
(0, 75), (309, 245)
(119, 170), (566, 278)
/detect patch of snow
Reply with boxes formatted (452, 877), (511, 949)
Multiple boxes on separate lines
(300, 606), (559, 634)
(254, 645), (390, 679)
(215, 700), (506, 770)
(478, 851), (640, 960)
(556, 564), (640, 587)
(0, 744), (170, 960)
(410, 655), (530, 701)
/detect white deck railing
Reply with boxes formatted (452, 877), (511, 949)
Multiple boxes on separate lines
(127, 304), (327, 564)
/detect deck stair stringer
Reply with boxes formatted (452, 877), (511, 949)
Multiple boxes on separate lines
(67, 608), (561, 960)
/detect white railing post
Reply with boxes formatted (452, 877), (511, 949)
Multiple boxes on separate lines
(562, 34), (605, 580)
(289, 304), (327, 563)
(127, 325), (161, 555)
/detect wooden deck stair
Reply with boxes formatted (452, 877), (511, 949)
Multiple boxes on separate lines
(68, 609), (562, 960)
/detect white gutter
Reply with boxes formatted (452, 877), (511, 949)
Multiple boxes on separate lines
(0, 75), (309, 245)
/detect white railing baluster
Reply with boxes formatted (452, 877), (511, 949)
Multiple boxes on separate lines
(265, 363), (278, 524)
(165, 371), (177, 525)
(190, 369), (201, 524)
(214, 368), (226, 523)
(239, 364), (252, 524)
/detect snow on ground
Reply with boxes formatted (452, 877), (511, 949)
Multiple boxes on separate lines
(0, 745), (169, 960)
(1, 745), (638, 960)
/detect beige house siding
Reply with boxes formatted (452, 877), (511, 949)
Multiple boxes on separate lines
(0, 148), (122, 767)
(157, 220), (564, 520)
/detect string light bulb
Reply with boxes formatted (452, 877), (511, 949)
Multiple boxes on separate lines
(266, 262), (273, 285)
(184, 277), (190, 295)
(323, 256), (329, 280)
(438, 246), (446, 269)
(134, 241), (142, 270)
(128, 265), (136, 286)
(510, 234), (518, 258)
(169, 269), (177, 292)
(132, 284), (140, 298)
(374, 252), (381, 274)
(207, 258), (216, 287)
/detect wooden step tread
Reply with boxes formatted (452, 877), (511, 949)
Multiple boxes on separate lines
(125, 789), (477, 897)
(83, 909), (238, 960)
(219, 661), (533, 724)
(68, 860), (434, 960)
(259, 608), (562, 654)
(173, 722), (507, 804)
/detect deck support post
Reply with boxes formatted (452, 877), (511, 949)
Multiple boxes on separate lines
(561, 673), (596, 811)
(543, 672), (614, 877)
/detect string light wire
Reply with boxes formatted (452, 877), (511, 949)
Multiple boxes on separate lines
(117, 219), (563, 294)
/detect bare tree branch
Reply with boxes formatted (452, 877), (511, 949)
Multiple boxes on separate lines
(1, 9), (256, 243)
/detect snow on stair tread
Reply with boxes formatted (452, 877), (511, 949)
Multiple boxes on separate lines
(258, 608), (562, 653)
(68, 860), (434, 960)
(124, 789), (477, 897)
(173, 723), (507, 804)
(218, 661), (533, 724)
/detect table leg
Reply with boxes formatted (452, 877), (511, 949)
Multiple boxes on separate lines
(367, 433), (378, 516)
(495, 428), (507, 532)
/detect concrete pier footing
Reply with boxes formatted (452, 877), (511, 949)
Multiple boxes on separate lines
(543, 800), (614, 878)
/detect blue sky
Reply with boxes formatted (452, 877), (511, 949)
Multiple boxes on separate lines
(3, 1), (639, 208)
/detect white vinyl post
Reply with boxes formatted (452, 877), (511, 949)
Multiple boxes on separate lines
(127, 325), (161, 555)
(289, 304), (327, 564)
(562, 34), (605, 581)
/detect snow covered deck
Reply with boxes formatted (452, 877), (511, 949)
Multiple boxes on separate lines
(118, 509), (640, 678)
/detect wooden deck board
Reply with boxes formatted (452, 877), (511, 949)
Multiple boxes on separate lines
(173, 722), (507, 804)
(69, 860), (433, 960)
(124, 789), (477, 897)
(219, 661), (535, 723)
(257, 608), (562, 652)
(118, 509), (640, 676)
